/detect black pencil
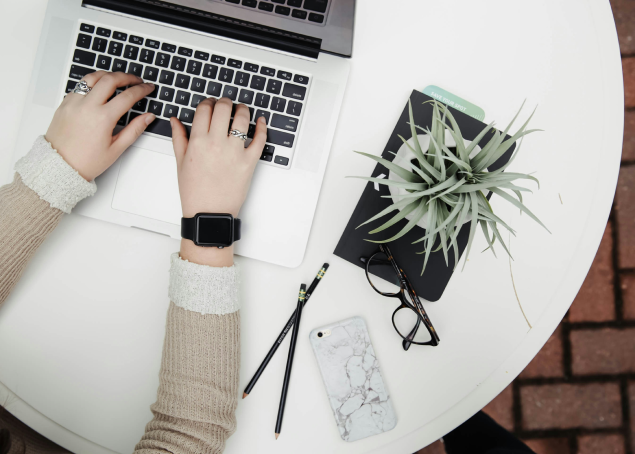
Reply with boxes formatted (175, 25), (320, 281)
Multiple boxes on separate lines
(275, 284), (306, 439)
(242, 263), (329, 398)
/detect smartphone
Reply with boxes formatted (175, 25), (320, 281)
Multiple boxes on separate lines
(309, 316), (397, 442)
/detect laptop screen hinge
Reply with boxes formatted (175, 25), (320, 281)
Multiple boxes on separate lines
(81, 0), (322, 59)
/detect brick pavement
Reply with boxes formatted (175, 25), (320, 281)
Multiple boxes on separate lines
(416, 1), (635, 453)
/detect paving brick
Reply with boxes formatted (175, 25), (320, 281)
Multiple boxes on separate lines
(520, 383), (622, 430)
(621, 273), (635, 319)
(623, 110), (635, 162)
(482, 384), (514, 431)
(610, 0), (635, 55)
(625, 58), (635, 109)
(577, 434), (625, 454)
(616, 166), (635, 268)
(571, 328), (635, 374)
(522, 437), (570, 454)
(414, 440), (445, 454)
(520, 326), (564, 378)
(569, 222), (615, 322)
(629, 382), (635, 453)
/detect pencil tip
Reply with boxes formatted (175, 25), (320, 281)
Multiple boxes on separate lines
(275, 433), (279, 440)
(242, 392), (248, 399)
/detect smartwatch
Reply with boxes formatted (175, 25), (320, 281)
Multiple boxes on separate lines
(181, 213), (241, 248)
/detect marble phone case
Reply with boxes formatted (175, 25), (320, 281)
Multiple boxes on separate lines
(310, 316), (397, 442)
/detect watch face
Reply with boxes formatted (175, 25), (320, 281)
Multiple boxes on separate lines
(196, 215), (233, 246)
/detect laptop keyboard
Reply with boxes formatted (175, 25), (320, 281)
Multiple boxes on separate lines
(213, 0), (330, 26)
(65, 22), (314, 169)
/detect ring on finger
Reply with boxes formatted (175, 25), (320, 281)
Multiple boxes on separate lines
(71, 79), (92, 96)
(228, 129), (248, 141)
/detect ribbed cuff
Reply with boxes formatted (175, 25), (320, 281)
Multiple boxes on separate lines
(14, 135), (97, 214)
(168, 252), (240, 315)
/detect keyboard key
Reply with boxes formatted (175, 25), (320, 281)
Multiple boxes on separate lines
(66, 80), (76, 93)
(80, 23), (95, 33)
(113, 31), (127, 41)
(175, 90), (191, 106)
(258, 2), (273, 11)
(272, 0), (285, 3)
(277, 71), (292, 81)
(234, 71), (250, 87)
(292, 9), (307, 19)
(211, 55), (226, 65)
(191, 94), (206, 107)
(92, 38), (107, 53)
(194, 50), (209, 60)
(238, 89), (254, 104)
(118, 112), (128, 126)
(271, 113), (298, 132)
(155, 52), (170, 68)
(73, 49), (96, 66)
(146, 117), (172, 137)
(247, 124), (256, 138)
(222, 85), (239, 101)
(178, 47), (193, 57)
(275, 5), (290, 15)
(249, 106), (255, 120)
(264, 144), (275, 154)
(69, 64), (93, 80)
(148, 101), (163, 115)
(293, 74), (309, 85)
(190, 77), (205, 92)
(226, 0), (239, 3)
(287, 0), (302, 6)
(138, 50), (154, 65)
(96, 55), (112, 70)
(161, 43), (176, 53)
(207, 81), (222, 97)
(255, 93), (270, 108)
(254, 109), (270, 124)
(76, 34), (92, 49)
(308, 12), (325, 23)
(132, 98), (148, 111)
(186, 60), (202, 75)
(250, 75), (266, 90)
(143, 66), (159, 81)
(159, 87), (175, 102)
(179, 108), (195, 123)
(219, 68), (234, 82)
(260, 66), (275, 77)
(271, 96), (286, 112)
(242, 0), (257, 7)
(128, 62), (143, 77)
(107, 41), (123, 56)
(202, 64), (218, 79)
(282, 83), (307, 100)
(112, 59), (127, 72)
(129, 35), (144, 45)
(96, 27), (111, 37)
(170, 57), (186, 71)
(304, 0), (328, 13)
(286, 100), (303, 116)
(124, 45), (139, 60)
(148, 85), (159, 98)
(261, 152), (273, 162)
(244, 63), (259, 72)
(266, 79), (282, 95)
(176, 74), (191, 89)
(145, 39), (160, 49)
(274, 155), (290, 166)
(159, 70), (175, 85)
(228, 58), (242, 69)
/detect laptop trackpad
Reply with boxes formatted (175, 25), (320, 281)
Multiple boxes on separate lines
(112, 147), (182, 225)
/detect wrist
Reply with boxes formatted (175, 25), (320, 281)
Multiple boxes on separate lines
(180, 238), (234, 267)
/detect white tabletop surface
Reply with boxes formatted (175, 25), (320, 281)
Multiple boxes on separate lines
(0, 0), (624, 453)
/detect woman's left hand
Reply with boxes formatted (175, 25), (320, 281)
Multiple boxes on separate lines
(45, 71), (156, 181)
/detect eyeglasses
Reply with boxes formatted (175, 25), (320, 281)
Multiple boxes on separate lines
(360, 244), (440, 350)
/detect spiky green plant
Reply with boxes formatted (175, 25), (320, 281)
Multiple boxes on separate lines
(350, 100), (549, 274)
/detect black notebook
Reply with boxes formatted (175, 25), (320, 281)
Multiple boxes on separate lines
(334, 90), (515, 301)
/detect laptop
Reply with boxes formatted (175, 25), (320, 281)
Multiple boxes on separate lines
(11, 0), (353, 268)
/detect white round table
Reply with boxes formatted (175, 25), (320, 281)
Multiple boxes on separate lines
(0, 1), (623, 453)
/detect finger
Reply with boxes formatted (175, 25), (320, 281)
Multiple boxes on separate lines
(191, 98), (216, 138)
(209, 97), (233, 139)
(106, 83), (155, 119)
(229, 104), (250, 145)
(246, 115), (267, 159)
(88, 72), (145, 105)
(170, 117), (189, 167)
(110, 112), (156, 155)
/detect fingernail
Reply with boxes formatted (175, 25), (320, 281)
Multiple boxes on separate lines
(145, 114), (156, 125)
(258, 116), (266, 124)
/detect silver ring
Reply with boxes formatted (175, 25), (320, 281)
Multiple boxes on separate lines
(72, 80), (92, 96)
(228, 129), (248, 141)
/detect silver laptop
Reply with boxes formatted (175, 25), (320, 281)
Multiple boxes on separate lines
(11, 0), (353, 268)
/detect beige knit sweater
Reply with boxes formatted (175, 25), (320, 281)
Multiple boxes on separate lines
(0, 137), (241, 454)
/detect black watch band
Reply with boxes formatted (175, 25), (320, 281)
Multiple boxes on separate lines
(181, 214), (241, 247)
